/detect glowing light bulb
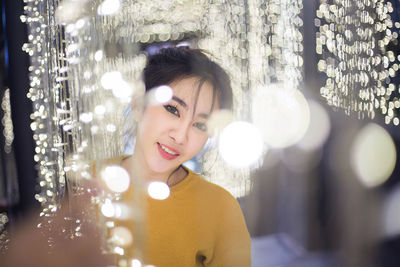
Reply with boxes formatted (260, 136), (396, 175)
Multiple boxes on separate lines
(101, 166), (130, 193)
(351, 123), (397, 187)
(147, 181), (170, 200)
(252, 84), (310, 148)
(218, 121), (264, 168)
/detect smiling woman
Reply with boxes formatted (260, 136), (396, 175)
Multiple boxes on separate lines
(118, 47), (251, 267)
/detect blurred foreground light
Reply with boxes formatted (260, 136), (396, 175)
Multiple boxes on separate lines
(55, 0), (86, 24)
(80, 112), (93, 123)
(206, 109), (234, 136)
(94, 105), (106, 115)
(131, 259), (142, 267)
(383, 185), (400, 238)
(101, 166), (130, 193)
(100, 71), (133, 100)
(218, 121), (264, 168)
(101, 199), (115, 217)
(154, 85), (173, 103)
(148, 181), (170, 200)
(351, 123), (396, 187)
(94, 50), (103, 61)
(101, 200), (131, 219)
(297, 100), (331, 151)
(146, 85), (173, 106)
(112, 80), (133, 100)
(101, 71), (122, 89)
(97, 0), (121, 16)
(252, 84), (310, 148)
(111, 226), (133, 247)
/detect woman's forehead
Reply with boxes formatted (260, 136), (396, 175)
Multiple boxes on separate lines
(169, 77), (219, 112)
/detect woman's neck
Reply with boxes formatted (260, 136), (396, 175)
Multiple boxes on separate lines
(122, 154), (187, 187)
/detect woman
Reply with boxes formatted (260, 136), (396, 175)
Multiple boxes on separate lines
(120, 46), (251, 267)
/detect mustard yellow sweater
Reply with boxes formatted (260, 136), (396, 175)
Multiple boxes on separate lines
(144, 167), (251, 267)
(97, 157), (251, 266)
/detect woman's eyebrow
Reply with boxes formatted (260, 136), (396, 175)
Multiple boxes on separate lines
(172, 96), (188, 109)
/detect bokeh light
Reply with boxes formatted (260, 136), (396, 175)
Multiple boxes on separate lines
(94, 105), (106, 115)
(206, 109), (234, 137)
(97, 0), (121, 16)
(351, 123), (397, 187)
(154, 85), (173, 104)
(252, 83), (310, 148)
(110, 226), (133, 247)
(218, 121), (264, 168)
(131, 259), (142, 267)
(101, 166), (130, 193)
(79, 112), (93, 124)
(94, 50), (103, 61)
(111, 79), (133, 100)
(296, 100), (331, 151)
(101, 199), (115, 218)
(147, 181), (170, 200)
(55, 0), (86, 24)
(100, 71), (133, 100)
(101, 71), (122, 90)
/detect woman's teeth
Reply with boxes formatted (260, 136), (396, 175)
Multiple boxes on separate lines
(160, 144), (178, 155)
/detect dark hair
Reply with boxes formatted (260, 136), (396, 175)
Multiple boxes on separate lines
(143, 46), (233, 110)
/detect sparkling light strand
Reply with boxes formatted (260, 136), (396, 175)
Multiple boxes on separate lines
(200, 0), (304, 197)
(1, 89), (14, 153)
(316, 0), (400, 125)
(22, 0), (67, 249)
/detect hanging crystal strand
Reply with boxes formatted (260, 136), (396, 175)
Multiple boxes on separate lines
(58, 1), (147, 265)
(21, 0), (67, 250)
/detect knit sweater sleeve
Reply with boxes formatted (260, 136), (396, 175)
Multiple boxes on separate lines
(207, 190), (251, 267)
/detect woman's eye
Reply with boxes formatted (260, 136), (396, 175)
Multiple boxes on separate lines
(193, 122), (207, 132)
(164, 105), (179, 116)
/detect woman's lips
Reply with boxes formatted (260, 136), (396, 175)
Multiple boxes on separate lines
(157, 142), (180, 160)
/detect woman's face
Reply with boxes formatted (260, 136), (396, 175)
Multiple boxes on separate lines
(134, 76), (218, 177)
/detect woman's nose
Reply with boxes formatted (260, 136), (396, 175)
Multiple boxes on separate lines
(169, 120), (189, 144)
